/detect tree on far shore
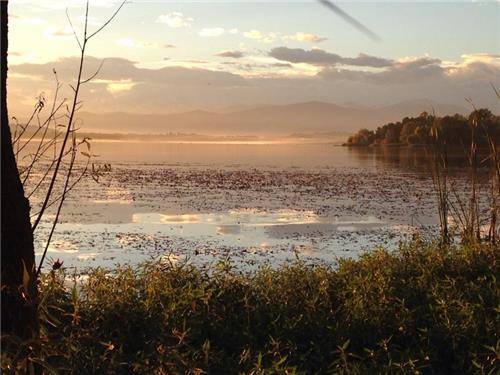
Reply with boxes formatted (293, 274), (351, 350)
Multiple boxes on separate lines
(346, 110), (500, 147)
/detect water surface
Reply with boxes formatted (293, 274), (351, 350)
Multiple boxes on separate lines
(31, 141), (479, 271)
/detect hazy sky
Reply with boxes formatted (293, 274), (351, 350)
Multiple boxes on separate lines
(7, 0), (500, 115)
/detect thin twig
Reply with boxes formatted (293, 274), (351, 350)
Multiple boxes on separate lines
(86, 0), (127, 41)
(66, 8), (83, 51)
(81, 58), (105, 84)
(36, 135), (78, 277)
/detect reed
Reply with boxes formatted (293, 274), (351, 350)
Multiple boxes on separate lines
(429, 113), (450, 244)
(430, 102), (499, 245)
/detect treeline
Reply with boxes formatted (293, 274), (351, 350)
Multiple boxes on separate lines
(346, 108), (500, 146)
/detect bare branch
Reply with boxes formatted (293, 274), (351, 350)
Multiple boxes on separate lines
(31, 54), (86, 231)
(31, 156), (91, 219)
(86, 0), (127, 41)
(15, 99), (66, 157)
(30, 0), (125, 236)
(21, 119), (52, 184)
(81, 58), (105, 84)
(36, 134), (82, 277)
(66, 8), (83, 51)
(13, 104), (39, 145)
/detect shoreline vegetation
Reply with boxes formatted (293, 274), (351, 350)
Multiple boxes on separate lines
(2, 240), (498, 373)
(344, 108), (499, 147)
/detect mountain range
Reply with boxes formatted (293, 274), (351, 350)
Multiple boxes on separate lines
(79, 99), (469, 136)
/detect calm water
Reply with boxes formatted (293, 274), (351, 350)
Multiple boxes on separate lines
(90, 141), (369, 168)
(89, 140), (473, 170)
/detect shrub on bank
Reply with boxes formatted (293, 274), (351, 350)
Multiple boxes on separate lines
(2, 241), (498, 374)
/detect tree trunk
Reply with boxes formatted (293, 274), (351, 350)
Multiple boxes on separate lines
(1, 0), (38, 338)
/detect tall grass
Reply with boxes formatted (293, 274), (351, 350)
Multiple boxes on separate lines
(2, 241), (498, 374)
(430, 116), (450, 244)
(430, 107), (499, 245)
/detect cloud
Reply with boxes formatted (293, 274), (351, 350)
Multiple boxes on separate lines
(269, 47), (393, 68)
(13, 0), (121, 10)
(105, 80), (135, 94)
(15, 17), (45, 25)
(156, 12), (193, 28)
(460, 53), (500, 65)
(317, 55), (499, 86)
(215, 50), (245, 58)
(43, 26), (74, 39)
(348, 53), (396, 68)
(393, 56), (442, 69)
(244, 30), (263, 39)
(243, 30), (278, 43)
(266, 47), (499, 87)
(374, 58), (444, 84)
(75, 15), (102, 27)
(12, 56), (248, 88)
(447, 61), (500, 82)
(116, 38), (135, 47)
(116, 38), (175, 49)
(198, 27), (225, 37)
(228, 28), (239, 35)
(7, 53), (499, 116)
(317, 57), (444, 84)
(287, 32), (327, 43)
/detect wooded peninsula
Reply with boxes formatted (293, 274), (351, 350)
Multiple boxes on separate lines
(346, 108), (500, 147)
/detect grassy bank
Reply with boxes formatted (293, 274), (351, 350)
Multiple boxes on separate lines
(2, 240), (498, 374)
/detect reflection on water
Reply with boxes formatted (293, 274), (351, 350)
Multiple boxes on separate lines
(91, 142), (343, 167)
(87, 141), (488, 171)
(36, 209), (400, 270)
(217, 225), (241, 235)
(23, 139), (483, 171)
(35, 240), (78, 256)
(347, 146), (491, 171)
(133, 209), (320, 226)
(88, 141), (380, 168)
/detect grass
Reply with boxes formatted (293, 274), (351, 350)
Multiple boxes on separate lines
(2, 240), (499, 374)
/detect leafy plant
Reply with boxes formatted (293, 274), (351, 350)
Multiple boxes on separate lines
(2, 240), (498, 373)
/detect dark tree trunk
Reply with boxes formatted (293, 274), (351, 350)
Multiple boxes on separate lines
(1, 0), (38, 338)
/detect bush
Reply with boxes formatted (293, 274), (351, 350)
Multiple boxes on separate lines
(2, 241), (498, 374)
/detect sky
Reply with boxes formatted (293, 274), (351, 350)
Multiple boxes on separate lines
(7, 0), (500, 116)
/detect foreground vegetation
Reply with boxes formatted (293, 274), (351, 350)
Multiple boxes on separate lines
(2, 241), (498, 374)
(346, 108), (499, 146)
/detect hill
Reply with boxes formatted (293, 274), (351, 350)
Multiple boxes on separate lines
(77, 100), (468, 136)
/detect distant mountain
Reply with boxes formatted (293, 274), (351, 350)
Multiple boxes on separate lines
(79, 100), (470, 136)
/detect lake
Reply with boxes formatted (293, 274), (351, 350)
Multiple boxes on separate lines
(29, 141), (483, 271)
